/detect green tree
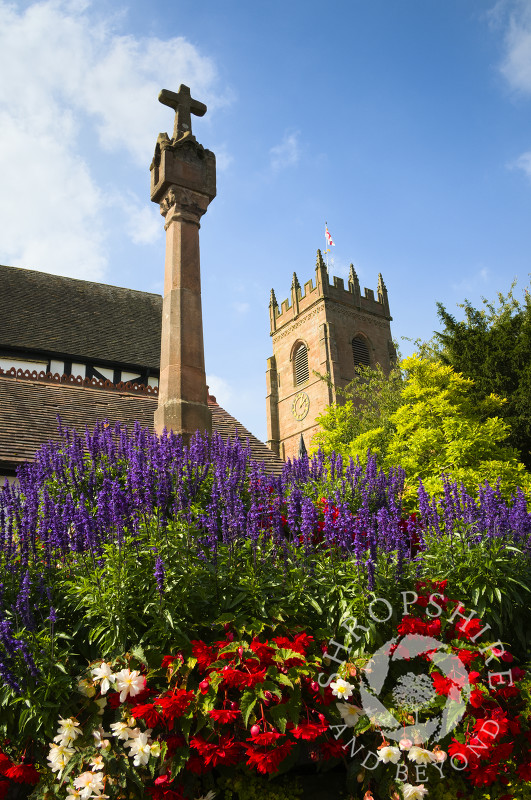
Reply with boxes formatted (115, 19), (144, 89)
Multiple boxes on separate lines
(314, 355), (531, 507)
(312, 361), (404, 457)
(386, 355), (530, 504)
(435, 281), (531, 468)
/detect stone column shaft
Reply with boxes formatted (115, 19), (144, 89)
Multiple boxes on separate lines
(154, 198), (211, 439)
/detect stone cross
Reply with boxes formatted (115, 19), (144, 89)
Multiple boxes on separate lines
(158, 85), (207, 141)
(151, 87), (216, 443)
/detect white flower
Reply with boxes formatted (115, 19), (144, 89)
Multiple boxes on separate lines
(78, 679), (96, 698)
(73, 771), (105, 800)
(330, 678), (354, 700)
(66, 790), (81, 800)
(196, 793), (217, 800)
(402, 785), (429, 800)
(47, 743), (75, 777)
(407, 746), (435, 765)
(90, 755), (105, 771)
(399, 737), (413, 750)
(110, 721), (136, 741)
(113, 668), (145, 702)
(54, 717), (82, 746)
(336, 702), (363, 727)
(92, 662), (115, 695)
(377, 745), (401, 764)
(93, 726), (111, 751)
(125, 731), (154, 766)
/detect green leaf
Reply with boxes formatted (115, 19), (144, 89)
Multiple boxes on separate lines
(309, 598), (322, 614)
(239, 690), (257, 727)
(131, 645), (147, 664)
(268, 703), (288, 733)
(276, 673), (294, 689)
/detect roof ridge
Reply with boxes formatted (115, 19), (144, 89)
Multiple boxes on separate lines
(0, 264), (163, 299)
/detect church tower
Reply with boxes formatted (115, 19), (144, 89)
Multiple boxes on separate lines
(266, 250), (395, 461)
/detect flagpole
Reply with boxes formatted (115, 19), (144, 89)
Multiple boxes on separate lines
(325, 221), (329, 270)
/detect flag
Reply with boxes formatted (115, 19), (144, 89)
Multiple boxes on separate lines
(325, 225), (335, 247)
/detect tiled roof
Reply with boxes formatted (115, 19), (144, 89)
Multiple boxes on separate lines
(0, 264), (162, 369)
(0, 372), (284, 476)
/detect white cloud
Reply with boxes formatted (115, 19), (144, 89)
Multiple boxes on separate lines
(513, 149), (531, 178)
(270, 131), (300, 171)
(451, 267), (490, 294)
(0, 0), (222, 279)
(206, 374), (233, 407)
(491, 0), (531, 93)
(232, 301), (250, 314)
(82, 34), (220, 165)
(124, 201), (162, 245)
(0, 108), (107, 279)
(213, 145), (234, 172)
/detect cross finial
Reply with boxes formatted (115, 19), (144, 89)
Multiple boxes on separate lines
(158, 85), (207, 142)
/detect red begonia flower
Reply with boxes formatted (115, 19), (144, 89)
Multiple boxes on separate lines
(4, 765), (40, 785)
(0, 756), (11, 776)
(191, 641), (217, 673)
(156, 690), (194, 725)
(130, 702), (164, 727)
(208, 709), (241, 724)
(248, 731), (284, 746)
(245, 740), (294, 774)
(320, 737), (345, 760)
(291, 722), (328, 740)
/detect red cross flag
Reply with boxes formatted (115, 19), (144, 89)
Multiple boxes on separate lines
(325, 225), (335, 247)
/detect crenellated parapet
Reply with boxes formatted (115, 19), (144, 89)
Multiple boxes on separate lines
(269, 249), (392, 334)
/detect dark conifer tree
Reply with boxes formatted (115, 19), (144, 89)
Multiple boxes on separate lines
(435, 283), (531, 469)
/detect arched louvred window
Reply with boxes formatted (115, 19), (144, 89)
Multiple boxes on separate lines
(294, 343), (309, 385)
(352, 335), (370, 367)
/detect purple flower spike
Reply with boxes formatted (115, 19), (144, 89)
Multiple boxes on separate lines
(154, 556), (165, 596)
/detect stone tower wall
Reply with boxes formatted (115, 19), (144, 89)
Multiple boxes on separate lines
(266, 252), (394, 461)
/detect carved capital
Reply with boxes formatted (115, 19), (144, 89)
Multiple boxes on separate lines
(159, 185), (211, 224)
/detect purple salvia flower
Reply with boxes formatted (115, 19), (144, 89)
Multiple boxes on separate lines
(300, 497), (318, 554)
(154, 556), (165, 596)
(15, 571), (35, 631)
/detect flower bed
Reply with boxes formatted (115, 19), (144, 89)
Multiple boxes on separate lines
(1, 423), (531, 799)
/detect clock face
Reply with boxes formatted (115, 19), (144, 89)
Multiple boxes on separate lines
(292, 391), (310, 421)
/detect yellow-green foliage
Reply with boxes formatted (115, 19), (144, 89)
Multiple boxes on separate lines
(313, 361), (404, 458)
(314, 355), (531, 507)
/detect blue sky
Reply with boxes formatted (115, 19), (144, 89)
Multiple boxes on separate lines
(1, 0), (531, 441)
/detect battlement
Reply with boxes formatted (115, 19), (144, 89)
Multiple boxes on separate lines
(269, 250), (390, 334)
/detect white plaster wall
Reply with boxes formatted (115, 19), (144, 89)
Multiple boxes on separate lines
(0, 357), (47, 372)
(121, 371), (141, 383)
(50, 359), (64, 375)
(71, 363), (86, 378)
(95, 366), (114, 381)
